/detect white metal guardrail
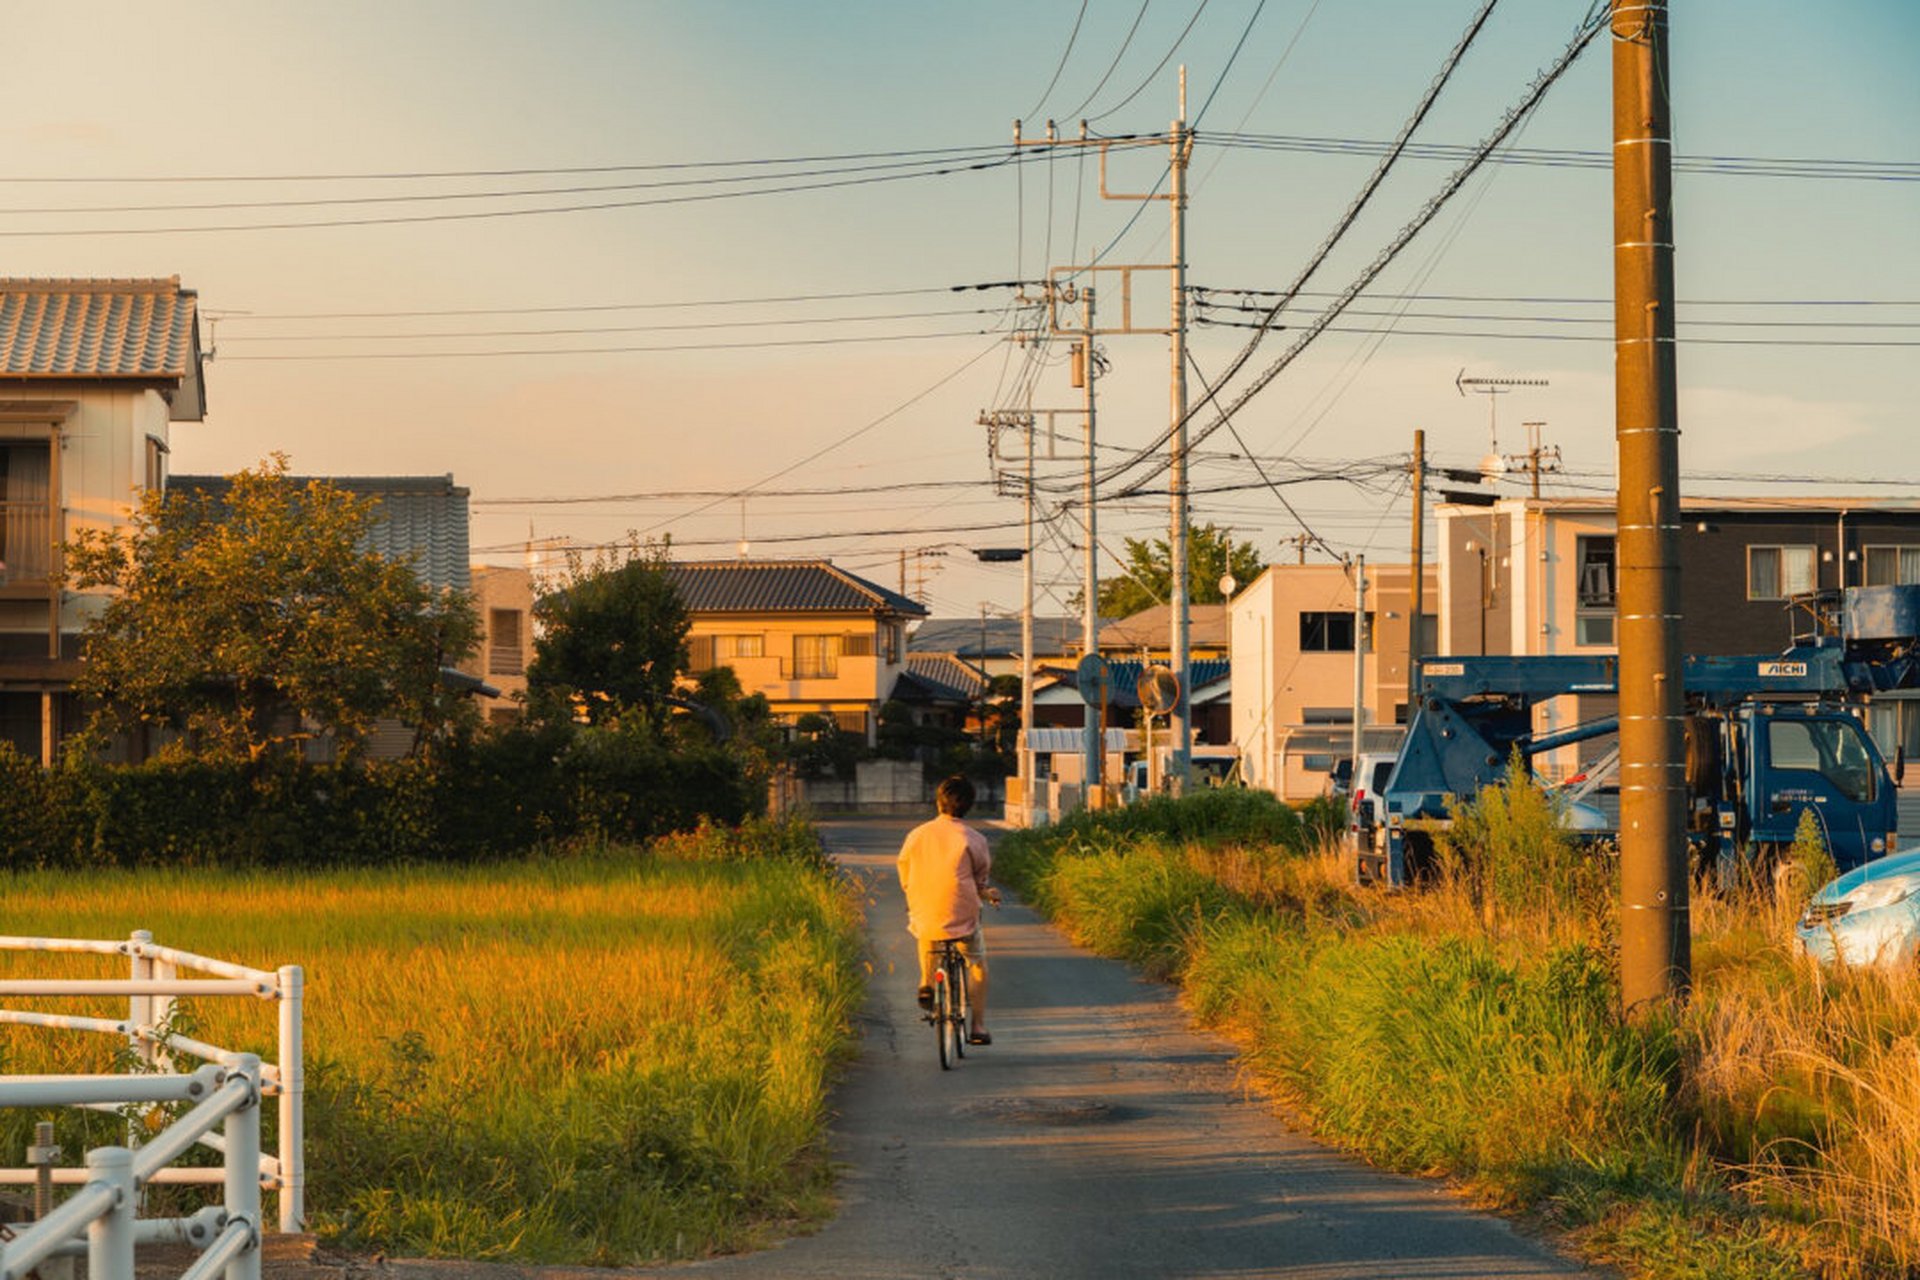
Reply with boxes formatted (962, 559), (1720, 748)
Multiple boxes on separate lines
(0, 930), (304, 1279)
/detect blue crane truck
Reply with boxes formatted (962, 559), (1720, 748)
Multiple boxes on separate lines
(1360, 585), (1920, 887)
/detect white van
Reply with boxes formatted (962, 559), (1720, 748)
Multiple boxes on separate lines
(1349, 751), (1399, 851)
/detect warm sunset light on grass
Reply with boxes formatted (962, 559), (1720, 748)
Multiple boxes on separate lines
(0, 822), (864, 1263)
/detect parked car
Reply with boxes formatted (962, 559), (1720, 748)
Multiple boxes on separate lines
(1795, 845), (1920, 967)
(1348, 751), (1399, 852)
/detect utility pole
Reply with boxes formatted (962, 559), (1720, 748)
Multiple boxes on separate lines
(1350, 555), (1367, 774)
(1409, 430), (1426, 682)
(1613, 0), (1688, 1013)
(1077, 293), (1102, 800)
(982, 405), (1084, 826)
(1168, 69), (1195, 794)
(1504, 421), (1562, 499)
(1015, 87), (1193, 799)
(1022, 414), (1035, 823)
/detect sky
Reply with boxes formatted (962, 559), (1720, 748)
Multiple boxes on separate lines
(0, 1), (1912, 623)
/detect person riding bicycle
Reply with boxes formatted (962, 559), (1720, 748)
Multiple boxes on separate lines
(897, 774), (1000, 1045)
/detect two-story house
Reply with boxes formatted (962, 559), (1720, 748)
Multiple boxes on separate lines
(1229, 560), (1438, 798)
(1436, 495), (1920, 777)
(669, 559), (927, 745)
(0, 278), (206, 763)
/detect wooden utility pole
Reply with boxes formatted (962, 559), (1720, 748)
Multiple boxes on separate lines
(1613, 0), (1689, 1012)
(1409, 430), (1426, 683)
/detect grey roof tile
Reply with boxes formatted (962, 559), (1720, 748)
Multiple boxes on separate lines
(664, 560), (927, 617)
(0, 278), (205, 419)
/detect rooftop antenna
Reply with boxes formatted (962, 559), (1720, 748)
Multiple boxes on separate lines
(1456, 370), (1548, 480)
(738, 497), (749, 558)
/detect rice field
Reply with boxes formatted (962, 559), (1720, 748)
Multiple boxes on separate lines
(0, 830), (865, 1264)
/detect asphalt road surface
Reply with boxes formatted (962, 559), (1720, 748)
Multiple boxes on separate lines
(637, 816), (1602, 1280)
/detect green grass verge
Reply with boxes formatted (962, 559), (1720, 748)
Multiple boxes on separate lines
(994, 791), (1822, 1280)
(0, 820), (864, 1264)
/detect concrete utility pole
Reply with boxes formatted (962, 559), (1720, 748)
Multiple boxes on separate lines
(1613, 0), (1689, 1012)
(1022, 414), (1036, 820)
(1168, 69), (1195, 794)
(1015, 86), (1192, 799)
(1079, 294), (1102, 799)
(1350, 555), (1367, 773)
(1409, 430), (1426, 682)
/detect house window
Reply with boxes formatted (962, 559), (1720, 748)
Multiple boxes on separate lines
(885, 622), (903, 664)
(688, 635), (717, 672)
(1300, 611), (1365, 652)
(792, 634), (838, 679)
(1748, 545), (1817, 600)
(833, 710), (868, 736)
(0, 441), (53, 581)
(842, 633), (874, 658)
(723, 634), (764, 659)
(488, 609), (525, 675)
(144, 436), (168, 494)
(1575, 535), (1616, 647)
(1864, 545), (1920, 587)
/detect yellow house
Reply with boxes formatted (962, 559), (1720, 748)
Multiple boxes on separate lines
(669, 559), (927, 744)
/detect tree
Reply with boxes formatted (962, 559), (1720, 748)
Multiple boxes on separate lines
(1095, 522), (1266, 618)
(64, 456), (480, 762)
(526, 542), (688, 727)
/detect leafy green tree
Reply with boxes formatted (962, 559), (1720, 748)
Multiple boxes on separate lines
(526, 543), (688, 727)
(1095, 522), (1266, 618)
(64, 456), (480, 762)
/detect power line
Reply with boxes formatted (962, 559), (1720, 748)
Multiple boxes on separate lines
(217, 327), (1007, 362)
(1096, 0), (1505, 491)
(1024, 0), (1091, 122)
(1205, 131), (1920, 182)
(0, 142), (1020, 185)
(0, 149), (1037, 237)
(223, 305), (1009, 344)
(1060, 0), (1153, 121)
(1091, 0), (1210, 121)
(1112, 6), (1609, 498)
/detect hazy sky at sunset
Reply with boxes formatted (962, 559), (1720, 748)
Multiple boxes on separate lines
(0, 1), (1911, 618)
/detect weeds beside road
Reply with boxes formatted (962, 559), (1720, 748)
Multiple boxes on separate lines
(996, 785), (1920, 1280)
(0, 818), (864, 1265)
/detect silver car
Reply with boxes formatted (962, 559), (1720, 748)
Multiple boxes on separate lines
(1795, 846), (1920, 967)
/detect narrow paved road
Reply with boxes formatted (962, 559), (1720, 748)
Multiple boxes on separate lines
(662, 817), (1602, 1280)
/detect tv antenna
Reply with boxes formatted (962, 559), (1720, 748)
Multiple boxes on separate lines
(1456, 370), (1548, 477)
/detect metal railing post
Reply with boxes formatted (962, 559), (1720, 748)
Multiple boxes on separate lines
(85, 1147), (135, 1280)
(223, 1057), (262, 1280)
(127, 931), (154, 1069)
(275, 965), (304, 1232)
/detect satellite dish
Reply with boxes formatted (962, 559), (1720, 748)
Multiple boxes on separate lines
(1478, 452), (1506, 482)
(1218, 573), (1237, 598)
(1138, 666), (1180, 715)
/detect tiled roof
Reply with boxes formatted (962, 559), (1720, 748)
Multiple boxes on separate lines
(663, 560), (927, 617)
(1099, 603), (1230, 650)
(168, 474), (471, 593)
(0, 278), (205, 419)
(891, 653), (988, 704)
(909, 615), (1095, 657)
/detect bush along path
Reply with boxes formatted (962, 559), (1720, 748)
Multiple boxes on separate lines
(993, 785), (1916, 1280)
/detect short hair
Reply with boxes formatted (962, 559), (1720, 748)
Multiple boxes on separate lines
(936, 774), (976, 817)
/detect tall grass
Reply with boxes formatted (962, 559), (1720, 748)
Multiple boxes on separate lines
(0, 821), (863, 1263)
(996, 784), (1920, 1279)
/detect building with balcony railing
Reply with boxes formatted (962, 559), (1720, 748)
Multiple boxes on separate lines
(0, 278), (206, 762)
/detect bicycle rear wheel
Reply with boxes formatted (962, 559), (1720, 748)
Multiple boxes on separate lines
(934, 969), (955, 1070)
(952, 955), (970, 1059)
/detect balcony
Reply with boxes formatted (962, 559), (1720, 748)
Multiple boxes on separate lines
(0, 498), (55, 593)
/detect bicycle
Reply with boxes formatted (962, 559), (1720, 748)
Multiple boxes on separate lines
(925, 937), (972, 1071)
